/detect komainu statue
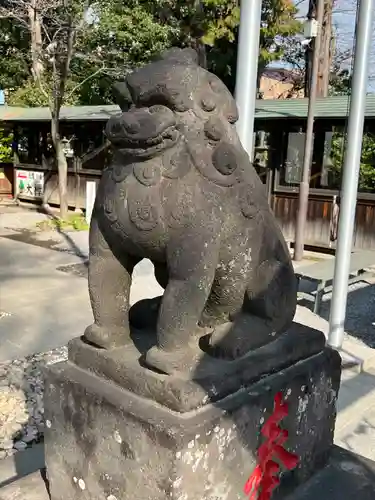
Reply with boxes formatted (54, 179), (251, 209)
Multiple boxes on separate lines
(84, 48), (298, 375)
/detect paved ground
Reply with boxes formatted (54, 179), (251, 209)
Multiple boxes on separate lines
(0, 206), (163, 362)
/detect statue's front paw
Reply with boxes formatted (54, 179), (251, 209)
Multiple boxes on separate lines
(144, 345), (203, 375)
(84, 323), (131, 349)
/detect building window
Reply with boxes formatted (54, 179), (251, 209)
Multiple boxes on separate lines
(279, 130), (313, 187)
(253, 131), (270, 185)
(317, 126), (375, 193)
(277, 123), (375, 194)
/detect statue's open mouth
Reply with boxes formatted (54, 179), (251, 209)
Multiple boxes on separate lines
(106, 106), (180, 159)
(118, 125), (180, 158)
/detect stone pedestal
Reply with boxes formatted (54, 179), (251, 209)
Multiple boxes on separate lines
(44, 323), (341, 500)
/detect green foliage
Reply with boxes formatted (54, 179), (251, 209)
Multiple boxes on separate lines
(329, 69), (351, 96)
(329, 129), (375, 192)
(259, 0), (301, 66)
(36, 213), (89, 231)
(0, 129), (13, 163)
(1, 0), (302, 103)
(145, 0), (301, 93)
(0, 19), (30, 90)
(73, 0), (178, 104)
(7, 78), (81, 107)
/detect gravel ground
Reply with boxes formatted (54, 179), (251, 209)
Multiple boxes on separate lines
(299, 277), (375, 348)
(0, 346), (67, 460)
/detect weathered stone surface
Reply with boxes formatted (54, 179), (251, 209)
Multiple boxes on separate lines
(69, 322), (325, 412)
(44, 47), (341, 500)
(3, 446), (374, 500)
(84, 47), (298, 375)
(44, 344), (341, 500)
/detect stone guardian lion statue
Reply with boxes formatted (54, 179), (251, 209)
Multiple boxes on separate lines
(84, 48), (298, 375)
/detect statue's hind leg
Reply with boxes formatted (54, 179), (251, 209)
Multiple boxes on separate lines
(244, 260), (298, 332)
(206, 259), (297, 359)
(199, 256), (249, 328)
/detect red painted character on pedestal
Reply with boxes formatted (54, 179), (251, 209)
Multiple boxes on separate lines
(244, 392), (299, 500)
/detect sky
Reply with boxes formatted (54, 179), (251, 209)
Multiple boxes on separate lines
(296, 0), (375, 90)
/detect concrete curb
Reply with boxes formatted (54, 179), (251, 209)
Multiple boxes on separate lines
(0, 443), (45, 490)
(339, 336), (375, 373)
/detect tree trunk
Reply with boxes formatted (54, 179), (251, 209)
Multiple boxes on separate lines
(51, 115), (68, 219)
(28, 0), (44, 81)
(193, 0), (207, 69)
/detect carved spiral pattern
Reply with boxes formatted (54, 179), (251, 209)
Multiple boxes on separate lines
(162, 148), (192, 179)
(133, 163), (161, 187)
(239, 184), (263, 221)
(208, 75), (239, 124)
(204, 117), (226, 142)
(128, 194), (159, 231)
(200, 95), (217, 112)
(103, 173), (118, 223)
(168, 203), (189, 228)
(212, 142), (238, 176)
(112, 163), (132, 183)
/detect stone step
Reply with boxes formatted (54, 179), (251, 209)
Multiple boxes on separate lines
(283, 446), (375, 500)
(335, 367), (375, 461)
(0, 470), (49, 500)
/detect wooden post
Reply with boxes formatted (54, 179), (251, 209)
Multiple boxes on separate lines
(305, 0), (333, 98)
(318, 0), (334, 97)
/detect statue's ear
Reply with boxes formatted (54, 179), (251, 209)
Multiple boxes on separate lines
(112, 81), (133, 111)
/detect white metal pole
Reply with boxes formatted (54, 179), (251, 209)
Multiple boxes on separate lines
(235, 0), (263, 160)
(85, 181), (96, 225)
(328, 0), (375, 348)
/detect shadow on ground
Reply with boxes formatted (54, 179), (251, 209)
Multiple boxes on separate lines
(0, 229), (88, 265)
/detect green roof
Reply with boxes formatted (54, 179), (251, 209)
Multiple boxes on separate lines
(0, 105), (121, 122)
(1, 94), (375, 123)
(254, 94), (375, 120)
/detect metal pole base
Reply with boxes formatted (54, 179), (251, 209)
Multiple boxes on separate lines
(294, 181), (310, 261)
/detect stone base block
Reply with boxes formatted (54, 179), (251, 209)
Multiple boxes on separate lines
(44, 339), (341, 500)
(3, 446), (375, 500)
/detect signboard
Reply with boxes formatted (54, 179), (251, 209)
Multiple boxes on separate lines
(16, 170), (44, 198)
(284, 132), (305, 185)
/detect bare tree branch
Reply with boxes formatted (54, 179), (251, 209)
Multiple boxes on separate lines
(65, 63), (105, 100)
(0, 8), (29, 28)
(1, 0), (94, 217)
